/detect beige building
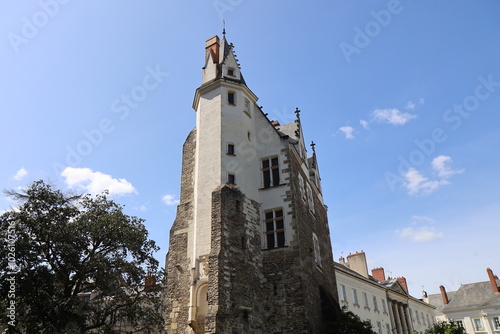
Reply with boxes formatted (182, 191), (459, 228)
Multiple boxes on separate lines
(426, 268), (500, 334)
(336, 251), (436, 334)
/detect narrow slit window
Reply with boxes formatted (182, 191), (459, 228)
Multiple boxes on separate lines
(228, 173), (235, 185)
(228, 91), (235, 105)
(227, 143), (235, 155)
(312, 232), (321, 267)
(243, 98), (251, 116)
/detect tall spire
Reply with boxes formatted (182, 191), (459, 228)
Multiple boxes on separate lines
(222, 20), (226, 37)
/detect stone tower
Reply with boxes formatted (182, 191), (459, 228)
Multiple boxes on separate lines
(165, 34), (339, 334)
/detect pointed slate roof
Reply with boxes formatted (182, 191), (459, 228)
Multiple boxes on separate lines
(218, 35), (246, 85)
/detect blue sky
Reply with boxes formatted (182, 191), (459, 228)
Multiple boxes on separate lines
(1, 1), (499, 296)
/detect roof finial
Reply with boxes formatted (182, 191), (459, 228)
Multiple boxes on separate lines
(222, 20), (226, 36)
(295, 107), (301, 120)
(310, 141), (316, 153)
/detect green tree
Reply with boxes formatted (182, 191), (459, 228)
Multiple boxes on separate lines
(0, 181), (164, 333)
(424, 320), (467, 334)
(328, 307), (378, 334)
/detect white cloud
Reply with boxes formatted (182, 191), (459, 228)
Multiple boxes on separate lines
(360, 119), (369, 129)
(133, 205), (148, 212)
(372, 108), (417, 126)
(13, 168), (28, 180)
(403, 156), (463, 195)
(396, 215), (444, 242)
(61, 167), (136, 196)
(338, 126), (355, 139)
(431, 155), (464, 179)
(405, 101), (416, 110)
(162, 194), (180, 206)
(396, 226), (444, 242)
(404, 168), (449, 195)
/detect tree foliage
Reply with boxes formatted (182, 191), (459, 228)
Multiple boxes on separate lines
(328, 307), (378, 334)
(424, 320), (467, 334)
(0, 181), (164, 333)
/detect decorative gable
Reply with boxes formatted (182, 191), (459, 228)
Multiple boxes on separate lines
(388, 280), (409, 295)
(221, 47), (241, 81)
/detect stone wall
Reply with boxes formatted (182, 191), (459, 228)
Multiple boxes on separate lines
(207, 185), (266, 334)
(165, 128), (196, 333)
(165, 129), (340, 333)
(291, 144), (339, 332)
(260, 143), (339, 334)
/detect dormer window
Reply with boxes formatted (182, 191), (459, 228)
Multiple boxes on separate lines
(227, 68), (235, 76)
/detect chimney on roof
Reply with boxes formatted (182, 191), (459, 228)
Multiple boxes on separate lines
(205, 35), (220, 64)
(397, 277), (409, 293)
(347, 251), (369, 278)
(439, 285), (449, 305)
(372, 267), (386, 282)
(487, 268), (500, 293)
(271, 120), (280, 127)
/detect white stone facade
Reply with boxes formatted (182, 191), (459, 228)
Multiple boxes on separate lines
(335, 252), (436, 334)
(426, 268), (500, 334)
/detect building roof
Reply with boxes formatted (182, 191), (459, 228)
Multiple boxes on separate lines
(275, 121), (299, 141)
(429, 280), (500, 313)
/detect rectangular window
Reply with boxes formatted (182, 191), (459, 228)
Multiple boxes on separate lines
(340, 285), (347, 302)
(377, 321), (382, 334)
(227, 173), (235, 185)
(422, 312), (426, 325)
(228, 91), (235, 105)
(352, 289), (358, 305)
(227, 143), (235, 155)
(264, 208), (285, 249)
(473, 318), (484, 331)
(373, 296), (378, 311)
(416, 311), (420, 323)
(382, 299), (387, 313)
(363, 292), (369, 308)
(227, 68), (234, 76)
(494, 317), (500, 330)
(456, 320), (464, 328)
(262, 157), (280, 188)
(386, 324), (390, 334)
